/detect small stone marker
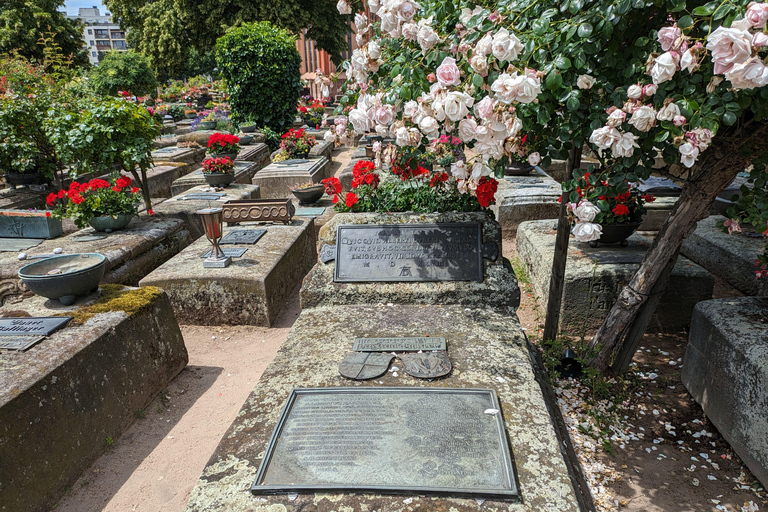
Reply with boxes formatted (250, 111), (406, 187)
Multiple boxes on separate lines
(353, 336), (446, 352)
(219, 229), (266, 245)
(338, 352), (394, 380)
(327, 223), (496, 283)
(201, 247), (248, 259)
(0, 317), (72, 336)
(252, 387), (518, 500)
(399, 351), (452, 378)
(0, 335), (45, 351)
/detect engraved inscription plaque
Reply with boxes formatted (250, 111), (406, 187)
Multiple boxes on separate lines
(353, 337), (446, 352)
(219, 229), (267, 245)
(338, 352), (394, 380)
(252, 387), (518, 500)
(0, 317), (72, 336)
(201, 247), (248, 259)
(0, 335), (45, 351)
(334, 223), (484, 283)
(399, 351), (452, 378)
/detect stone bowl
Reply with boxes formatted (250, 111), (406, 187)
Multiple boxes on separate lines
(291, 184), (325, 205)
(204, 172), (236, 187)
(19, 253), (106, 305)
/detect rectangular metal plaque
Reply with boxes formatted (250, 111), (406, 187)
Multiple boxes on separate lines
(0, 335), (45, 351)
(177, 193), (227, 201)
(334, 223), (484, 283)
(252, 387), (518, 500)
(587, 250), (645, 265)
(0, 237), (44, 252)
(201, 247), (247, 258)
(353, 337), (446, 352)
(220, 229), (267, 245)
(0, 317), (72, 336)
(295, 206), (326, 217)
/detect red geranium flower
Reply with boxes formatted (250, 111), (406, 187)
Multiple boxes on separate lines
(345, 192), (358, 208)
(641, 194), (656, 203)
(613, 204), (630, 216)
(476, 177), (498, 208)
(322, 177), (342, 195)
(46, 192), (57, 205)
(131, 187), (140, 194)
(89, 178), (110, 190)
(45, 211), (51, 217)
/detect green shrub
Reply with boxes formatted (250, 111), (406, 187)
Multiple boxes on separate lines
(260, 126), (281, 151)
(215, 22), (301, 133)
(89, 50), (158, 97)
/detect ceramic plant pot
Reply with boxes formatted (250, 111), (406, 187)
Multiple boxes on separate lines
(203, 172), (236, 187)
(19, 253), (106, 305)
(199, 121), (216, 130)
(88, 214), (133, 233)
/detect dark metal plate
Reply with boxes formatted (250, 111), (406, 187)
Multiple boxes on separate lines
(353, 337), (446, 352)
(399, 351), (452, 378)
(0, 316), (72, 336)
(0, 335), (45, 351)
(219, 229), (267, 245)
(334, 223), (485, 283)
(338, 352), (394, 380)
(252, 387), (518, 500)
(177, 193), (227, 201)
(201, 247), (247, 258)
(586, 250), (645, 265)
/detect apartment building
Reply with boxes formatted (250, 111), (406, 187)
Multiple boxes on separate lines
(67, 7), (127, 66)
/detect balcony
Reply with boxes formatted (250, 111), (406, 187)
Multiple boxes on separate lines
(94, 30), (109, 38)
(110, 31), (125, 39)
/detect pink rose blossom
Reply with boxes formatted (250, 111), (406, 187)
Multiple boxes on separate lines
(753, 32), (768, 47)
(706, 27), (754, 75)
(427, 73), (436, 83)
(435, 57), (461, 87)
(673, 115), (686, 126)
(746, 2), (768, 28)
(657, 25), (682, 51)
(474, 96), (494, 120)
(723, 218), (742, 234)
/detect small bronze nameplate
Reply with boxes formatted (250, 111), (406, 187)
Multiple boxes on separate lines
(222, 199), (295, 224)
(353, 337), (446, 352)
(0, 317), (72, 336)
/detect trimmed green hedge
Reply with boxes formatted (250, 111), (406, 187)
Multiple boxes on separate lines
(216, 22), (302, 133)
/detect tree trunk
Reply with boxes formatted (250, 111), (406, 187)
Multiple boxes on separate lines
(589, 127), (768, 374)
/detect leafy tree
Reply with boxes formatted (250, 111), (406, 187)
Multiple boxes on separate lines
(0, 0), (88, 67)
(104, 0), (354, 77)
(89, 50), (158, 97)
(216, 22), (302, 132)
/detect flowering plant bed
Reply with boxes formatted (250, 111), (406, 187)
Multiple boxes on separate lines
(280, 128), (316, 159)
(46, 177), (141, 229)
(207, 133), (241, 155)
(202, 156), (235, 174)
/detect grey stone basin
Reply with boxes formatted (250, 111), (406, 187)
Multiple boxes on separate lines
(18, 253), (106, 305)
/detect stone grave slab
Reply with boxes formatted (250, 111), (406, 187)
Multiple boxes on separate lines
(638, 195), (679, 232)
(121, 162), (191, 198)
(171, 160), (261, 197)
(0, 209), (63, 239)
(235, 142), (270, 167)
(0, 287), (188, 512)
(309, 139), (334, 162)
(682, 297), (768, 489)
(139, 218), (316, 326)
(0, 186), (47, 211)
(252, 157), (330, 199)
(492, 175), (562, 239)
(681, 215), (768, 296)
(253, 387), (517, 499)
(184, 304), (581, 512)
(300, 212), (520, 313)
(0, 217), (192, 305)
(152, 184), (260, 239)
(516, 219), (714, 334)
(151, 146), (206, 165)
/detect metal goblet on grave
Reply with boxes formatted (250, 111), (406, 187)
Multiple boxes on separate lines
(197, 207), (232, 268)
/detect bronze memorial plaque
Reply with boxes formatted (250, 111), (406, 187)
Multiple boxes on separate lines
(251, 387), (518, 500)
(352, 336), (446, 352)
(399, 351), (452, 378)
(333, 223), (486, 282)
(338, 352), (394, 380)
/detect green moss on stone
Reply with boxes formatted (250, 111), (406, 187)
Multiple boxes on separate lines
(63, 284), (163, 325)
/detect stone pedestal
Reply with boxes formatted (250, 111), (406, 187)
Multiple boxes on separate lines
(338, 155), (370, 190)
(638, 195), (678, 232)
(0, 217), (192, 305)
(184, 304), (580, 512)
(171, 160), (261, 197)
(0, 287), (188, 512)
(122, 162), (192, 198)
(252, 157), (330, 199)
(517, 219), (714, 334)
(309, 139), (333, 162)
(235, 143), (270, 166)
(151, 146), (206, 165)
(681, 215), (768, 296)
(492, 175), (562, 239)
(682, 297), (768, 489)
(300, 212), (521, 313)
(152, 184), (261, 239)
(139, 218), (316, 326)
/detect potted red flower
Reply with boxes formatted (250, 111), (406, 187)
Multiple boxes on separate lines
(280, 128), (316, 159)
(207, 133), (241, 160)
(202, 156), (236, 187)
(46, 176), (142, 232)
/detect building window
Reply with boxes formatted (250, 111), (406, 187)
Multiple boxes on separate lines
(92, 51), (97, 56)
(113, 40), (126, 50)
(87, 29), (93, 34)
(89, 40), (95, 46)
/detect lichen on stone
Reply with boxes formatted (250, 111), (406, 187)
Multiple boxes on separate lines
(60, 284), (164, 325)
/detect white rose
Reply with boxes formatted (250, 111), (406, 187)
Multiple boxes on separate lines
(506, 115), (523, 137)
(374, 105), (394, 126)
(451, 160), (469, 180)
(336, 0), (351, 14)
(408, 127), (422, 146)
(335, 115), (348, 127)
(627, 84), (643, 99)
(368, 0), (380, 8)
(443, 91), (474, 122)
(323, 130), (336, 143)
(436, 56), (461, 87)
(491, 73), (517, 104)
(397, 0), (420, 22)
(611, 131), (640, 158)
(706, 27), (753, 75)
(473, 96), (494, 120)
(471, 161), (493, 180)
(574, 200), (600, 222)
(375, 124), (389, 137)
(628, 105), (656, 132)
(725, 56), (768, 89)
(474, 32), (493, 57)
(651, 52), (678, 84)
(380, 10), (400, 37)
(511, 72), (541, 103)
(354, 13), (368, 31)
(746, 2), (768, 28)
(403, 100), (419, 118)
(473, 123), (491, 142)
(402, 22), (419, 40)
(491, 28), (523, 62)
(577, 74), (596, 90)
(656, 102), (680, 121)
(589, 126), (621, 149)
(417, 25), (440, 52)
(475, 137), (504, 160)
(470, 55), (489, 76)
(458, 117), (479, 141)
(606, 109), (626, 128)
(459, 7), (473, 24)
(657, 25), (682, 52)
(367, 40), (381, 59)
(527, 152), (541, 166)
(418, 116), (439, 138)
(572, 221), (603, 242)
(679, 142), (699, 168)
(643, 84), (658, 96)
(348, 108), (370, 133)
